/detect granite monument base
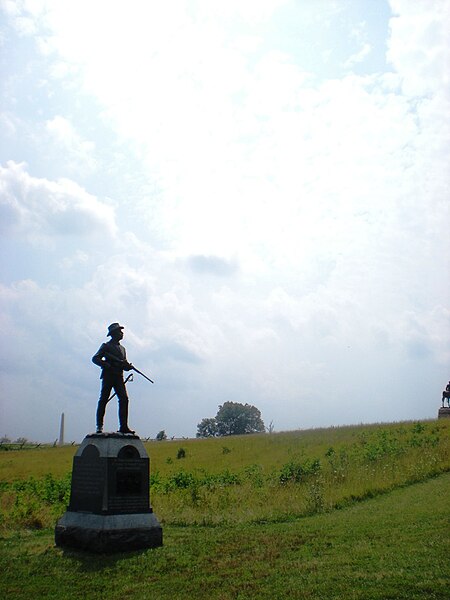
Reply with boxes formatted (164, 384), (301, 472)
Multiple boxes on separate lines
(55, 510), (162, 553)
(55, 432), (162, 553)
(438, 407), (450, 419)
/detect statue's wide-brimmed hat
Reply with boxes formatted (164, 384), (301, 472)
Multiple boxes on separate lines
(107, 322), (124, 336)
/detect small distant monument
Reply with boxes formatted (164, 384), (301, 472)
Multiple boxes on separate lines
(58, 413), (65, 446)
(438, 381), (450, 419)
(55, 433), (162, 552)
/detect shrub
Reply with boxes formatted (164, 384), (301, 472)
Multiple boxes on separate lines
(279, 459), (321, 484)
(167, 471), (196, 490)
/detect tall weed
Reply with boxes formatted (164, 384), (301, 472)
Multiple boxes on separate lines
(1, 420), (449, 529)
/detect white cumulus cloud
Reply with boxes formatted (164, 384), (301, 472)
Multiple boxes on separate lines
(0, 161), (117, 240)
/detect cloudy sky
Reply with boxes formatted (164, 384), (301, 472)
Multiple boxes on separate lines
(1, 0), (449, 443)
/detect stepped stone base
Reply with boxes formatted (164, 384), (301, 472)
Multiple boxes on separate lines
(438, 407), (450, 419)
(55, 511), (162, 553)
(55, 432), (162, 553)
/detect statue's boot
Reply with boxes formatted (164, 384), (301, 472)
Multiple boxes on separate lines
(118, 400), (135, 434)
(96, 415), (104, 434)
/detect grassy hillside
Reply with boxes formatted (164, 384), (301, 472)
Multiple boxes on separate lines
(0, 420), (450, 528)
(1, 419), (449, 529)
(1, 473), (449, 599)
(1, 420), (449, 598)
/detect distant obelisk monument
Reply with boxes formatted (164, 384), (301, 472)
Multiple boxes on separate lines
(58, 413), (65, 446)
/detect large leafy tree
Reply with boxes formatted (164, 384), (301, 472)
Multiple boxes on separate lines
(216, 402), (265, 435)
(197, 402), (265, 437)
(196, 417), (218, 438)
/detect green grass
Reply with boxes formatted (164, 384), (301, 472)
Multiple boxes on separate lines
(0, 445), (78, 480)
(1, 420), (449, 529)
(0, 473), (449, 599)
(0, 420), (449, 598)
(2, 420), (446, 481)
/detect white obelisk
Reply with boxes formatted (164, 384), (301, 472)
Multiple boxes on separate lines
(58, 412), (65, 446)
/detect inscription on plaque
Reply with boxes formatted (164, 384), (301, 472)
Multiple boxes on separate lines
(69, 451), (105, 513)
(108, 456), (150, 513)
(71, 462), (104, 495)
(116, 469), (142, 495)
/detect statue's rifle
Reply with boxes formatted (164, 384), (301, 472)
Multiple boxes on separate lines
(103, 351), (155, 384)
(108, 373), (134, 401)
(130, 365), (154, 384)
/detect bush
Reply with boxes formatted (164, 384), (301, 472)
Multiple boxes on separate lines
(167, 471), (197, 490)
(279, 459), (321, 484)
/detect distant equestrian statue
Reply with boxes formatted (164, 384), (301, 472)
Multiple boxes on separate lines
(442, 381), (450, 407)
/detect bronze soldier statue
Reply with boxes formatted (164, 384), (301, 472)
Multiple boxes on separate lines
(92, 323), (135, 434)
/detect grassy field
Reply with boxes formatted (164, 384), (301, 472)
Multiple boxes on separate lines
(1, 420), (449, 598)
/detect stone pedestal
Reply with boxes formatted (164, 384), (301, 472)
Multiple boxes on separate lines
(438, 407), (450, 419)
(55, 433), (162, 553)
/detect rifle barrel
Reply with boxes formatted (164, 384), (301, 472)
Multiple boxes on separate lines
(132, 366), (154, 384)
(101, 350), (154, 383)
